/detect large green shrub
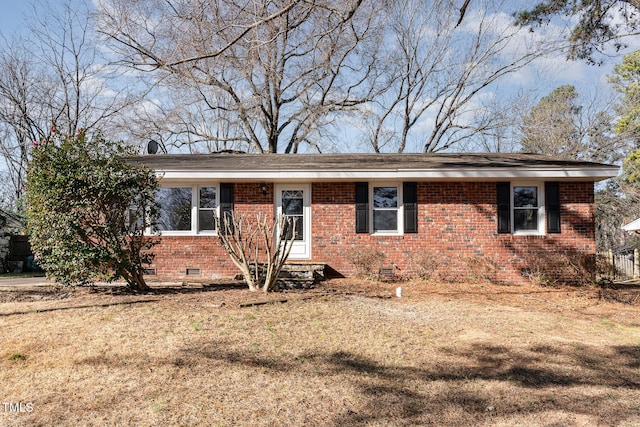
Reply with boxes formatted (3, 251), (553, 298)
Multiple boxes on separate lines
(26, 131), (159, 290)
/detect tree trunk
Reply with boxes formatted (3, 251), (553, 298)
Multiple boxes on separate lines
(125, 269), (151, 292)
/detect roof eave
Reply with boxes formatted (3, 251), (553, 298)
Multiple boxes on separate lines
(157, 166), (619, 182)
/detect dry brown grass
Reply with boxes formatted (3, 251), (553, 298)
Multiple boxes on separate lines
(0, 279), (639, 427)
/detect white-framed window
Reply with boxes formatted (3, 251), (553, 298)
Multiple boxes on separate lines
(512, 183), (544, 235)
(281, 189), (304, 240)
(371, 184), (403, 234)
(198, 186), (217, 232)
(155, 184), (219, 234)
(156, 187), (192, 232)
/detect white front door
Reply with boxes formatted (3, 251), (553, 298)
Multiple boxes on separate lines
(275, 184), (311, 259)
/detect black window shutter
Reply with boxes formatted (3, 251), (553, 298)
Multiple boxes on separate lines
(403, 182), (418, 233)
(220, 183), (234, 232)
(496, 182), (511, 234)
(545, 181), (561, 233)
(355, 182), (369, 233)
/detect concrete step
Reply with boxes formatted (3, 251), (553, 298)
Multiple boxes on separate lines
(245, 263), (326, 289)
(279, 263), (326, 281)
(275, 277), (316, 290)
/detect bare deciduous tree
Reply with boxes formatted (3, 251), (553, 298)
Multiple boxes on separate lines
(365, 0), (559, 153)
(123, 83), (253, 154)
(519, 84), (631, 163)
(96, 0), (383, 154)
(596, 180), (640, 251)
(459, 91), (529, 153)
(0, 0), (141, 208)
(216, 212), (296, 292)
(0, 44), (47, 206)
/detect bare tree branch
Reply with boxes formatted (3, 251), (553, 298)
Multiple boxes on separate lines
(215, 212), (296, 292)
(0, 0), (146, 206)
(364, 0), (561, 154)
(96, 0), (383, 153)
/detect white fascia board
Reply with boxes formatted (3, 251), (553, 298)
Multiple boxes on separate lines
(157, 166), (619, 182)
(622, 218), (640, 231)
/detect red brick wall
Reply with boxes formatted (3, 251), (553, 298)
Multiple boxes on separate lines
(150, 183), (274, 280)
(150, 181), (596, 284)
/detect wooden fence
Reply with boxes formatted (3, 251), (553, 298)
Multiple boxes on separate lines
(598, 250), (639, 281)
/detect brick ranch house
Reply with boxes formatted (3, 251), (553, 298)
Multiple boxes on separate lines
(128, 153), (618, 284)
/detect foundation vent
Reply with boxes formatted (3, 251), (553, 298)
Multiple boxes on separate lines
(186, 268), (201, 276)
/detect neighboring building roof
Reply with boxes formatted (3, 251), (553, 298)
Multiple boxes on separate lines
(0, 208), (25, 230)
(622, 218), (640, 232)
(127, 152), (619, 182)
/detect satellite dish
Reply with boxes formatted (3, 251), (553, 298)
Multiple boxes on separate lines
(147, 139), (159, 154)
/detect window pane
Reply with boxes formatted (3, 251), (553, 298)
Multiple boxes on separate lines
(282, 193), (303, 215)
(156, 187), (192, 231)
(373, 210), (398, 232)
(198, 187), (217, 232)
(199, 187), (216, 209)
(281, 190), (304, 240)
(283, 190), (303, 199)
(514, 209), (538, 231)
(284, 216), (303, 241)
(373, 187), (398, 208)
(198, 210), (216, 232)
(127, 206), (145, 232)
(514, 186), (537, 208)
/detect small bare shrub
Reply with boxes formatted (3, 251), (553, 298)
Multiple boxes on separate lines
(215, 212), (296, 292)
(434, 255), (467, 283)
(343, 246), (386, 278)
(407, 252), (439, 280)
(524, 251), (596, 287)
(463, 255), (498, 282)
(407, 252), (494, 283)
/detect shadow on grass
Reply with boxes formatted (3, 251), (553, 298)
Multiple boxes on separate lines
(0, 298), (161, 317)
(173, 341), (640, 426)
(85, 281), (248, 296)
(0, 282), (247, 317)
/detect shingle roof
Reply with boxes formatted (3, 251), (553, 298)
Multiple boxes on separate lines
(0, 208), (25, 230)
(128, 152), (609, 169)
(127, 152), (619, 182)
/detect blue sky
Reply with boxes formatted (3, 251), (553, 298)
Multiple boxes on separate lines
(0, 1), (28, 35)
(0, 0), (630, 99)
(0, 0), (637, 155)
(0, 0), (88, 37)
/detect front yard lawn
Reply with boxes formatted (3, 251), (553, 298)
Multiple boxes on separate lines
(1, 280), (639, 426)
